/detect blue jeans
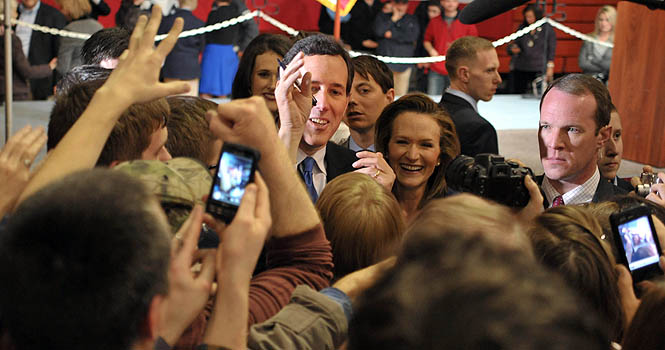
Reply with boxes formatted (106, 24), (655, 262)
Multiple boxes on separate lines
(427, 71), (450, 96)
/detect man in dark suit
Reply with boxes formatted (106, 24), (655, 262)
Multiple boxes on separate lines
(16, 0), (66, 100)
(439, 36), (500, 157)
(276, 34), (358, 202)
(538, 74), (625, 208)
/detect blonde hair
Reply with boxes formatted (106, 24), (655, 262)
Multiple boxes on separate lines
(409, 193), (531, 254)
(316, 172), (406, 279)
(58, 0), (91, 20)
(591, 5), (617, 42)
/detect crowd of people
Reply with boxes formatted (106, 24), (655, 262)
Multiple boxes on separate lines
(1, 1), (665, 350)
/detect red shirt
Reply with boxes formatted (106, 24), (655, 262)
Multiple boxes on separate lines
(424, 16), (478, 75)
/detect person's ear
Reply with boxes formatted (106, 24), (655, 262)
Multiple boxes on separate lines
(457, 65), (470, 84)
(386, 88), (395, 102)
(140, 295), (164, 341)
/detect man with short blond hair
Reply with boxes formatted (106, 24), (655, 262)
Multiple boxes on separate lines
(439, 36), (500, 157)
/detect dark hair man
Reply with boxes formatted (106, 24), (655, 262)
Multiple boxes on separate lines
(538, 73), (626, 207)
(277, 34), (358, 202)
(439, 36), (501, 157)
(342, 55), (394, 152)
(54, 64), (112, 97)
(81, 27), (131, 68)
(0, 170), (171, 350)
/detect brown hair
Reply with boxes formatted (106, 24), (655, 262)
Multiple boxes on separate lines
(622, 285), (665, 350)
(165, 96), (218, 166)
(445, 36), (495, 80)
(540, 74), (612, 133)
(99, 98), (169, 166)
(57, 0), (92, 20)
(352, 55), (394, 93)
(375, 93), (460, 206)
(316, 172), (405, 279)
(529, 205), (623, 341)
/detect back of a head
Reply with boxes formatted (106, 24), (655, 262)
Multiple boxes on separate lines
(414, 193), (531, 252)
(0, 169), (170, 350)
(540, 73), (612, 132)
(48, 79), (106, 151)
(349, 227), (609, 350)
(316, 172), (405, 278)
(283, 34), (354, 94)
(528, 205), (623, 341)
(81, 27), (130, 66)
(165, 96), (218, 165)
(445, 36), (495, 80)
(49, 80), (169, 166)
(55, 64), (112, 98)
(352, 55), (394, 93)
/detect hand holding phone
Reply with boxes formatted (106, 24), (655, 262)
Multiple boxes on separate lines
(206, 143), (261, 223)
(610, 204), (664, 286)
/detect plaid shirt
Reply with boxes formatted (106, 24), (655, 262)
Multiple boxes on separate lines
(542, 167), (600, 207)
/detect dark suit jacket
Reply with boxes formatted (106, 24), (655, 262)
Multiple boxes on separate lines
(0, 33), (52, 100)
(324, 141), (358, 183)
(20, 2), (66, 100)
(536, 174), (627, 208)
(159, 9), (205, 80)
(439, 92), (498, 157)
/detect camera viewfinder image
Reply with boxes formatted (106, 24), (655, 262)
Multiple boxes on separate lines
(619, 216), (660, 271)
(212, 152), (253, 206)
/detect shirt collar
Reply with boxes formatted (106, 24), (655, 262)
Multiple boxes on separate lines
(19, 1), (40, 14)
(542, 167), (601, 207)
(348, 136), (375, 152)
(447, 88), (478, 112)
(297, 145), (327, 176)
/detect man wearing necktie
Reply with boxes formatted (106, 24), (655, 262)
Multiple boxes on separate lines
(276, 35), (358, 202)
(537, 74), (626, 208)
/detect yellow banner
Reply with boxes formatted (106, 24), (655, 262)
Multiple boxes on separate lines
(316, 0), (358, 17)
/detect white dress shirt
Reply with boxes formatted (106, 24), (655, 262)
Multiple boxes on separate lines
(296, 146), (328, 196)
(17, 1), (40, 57)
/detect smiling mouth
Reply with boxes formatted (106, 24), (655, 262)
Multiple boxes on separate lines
(400, 164), (424, 172)
(263, 93), (275, 100)
(309, 118), (329, 126)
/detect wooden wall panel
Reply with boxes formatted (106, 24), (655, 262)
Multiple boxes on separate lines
(609, 1), (665, 167)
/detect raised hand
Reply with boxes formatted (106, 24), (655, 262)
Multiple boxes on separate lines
(158, 205), (216, 346)
(99, 6), (190, 107)
(0, 125), (47, 217)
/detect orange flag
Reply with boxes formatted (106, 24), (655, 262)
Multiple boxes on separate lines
(316, 0), (358, 17)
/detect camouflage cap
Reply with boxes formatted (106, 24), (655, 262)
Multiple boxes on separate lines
(114, 157), (212, 232)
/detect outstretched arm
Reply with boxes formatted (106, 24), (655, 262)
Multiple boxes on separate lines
(17, 6), (190, 205)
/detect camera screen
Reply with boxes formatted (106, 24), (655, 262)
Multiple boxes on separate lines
(618, 216), (660, 271)
(211, 151), (253, 207)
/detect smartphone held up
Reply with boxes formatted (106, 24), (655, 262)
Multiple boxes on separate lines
(610, 204), (664, 287)
(206, 143), (261, 223)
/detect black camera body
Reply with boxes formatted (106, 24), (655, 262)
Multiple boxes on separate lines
(445, 153), (534, 207)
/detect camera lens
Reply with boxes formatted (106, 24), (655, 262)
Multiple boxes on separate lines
(445, 155), (475, 192)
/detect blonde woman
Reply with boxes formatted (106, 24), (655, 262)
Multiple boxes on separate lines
(578, 5), (617, 84)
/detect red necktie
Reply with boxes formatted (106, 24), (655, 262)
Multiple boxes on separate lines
(552, 195), (565, 207)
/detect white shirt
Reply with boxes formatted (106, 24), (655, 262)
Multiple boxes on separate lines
(296, 146), (328, 196)
(542, 167), (601, 207)
(446, 88), (479, 112)
(17, 1), (40, 57)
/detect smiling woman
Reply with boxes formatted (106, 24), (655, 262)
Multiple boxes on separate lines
(231, 33), (292, 120)
(375, 93), (460, 223)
